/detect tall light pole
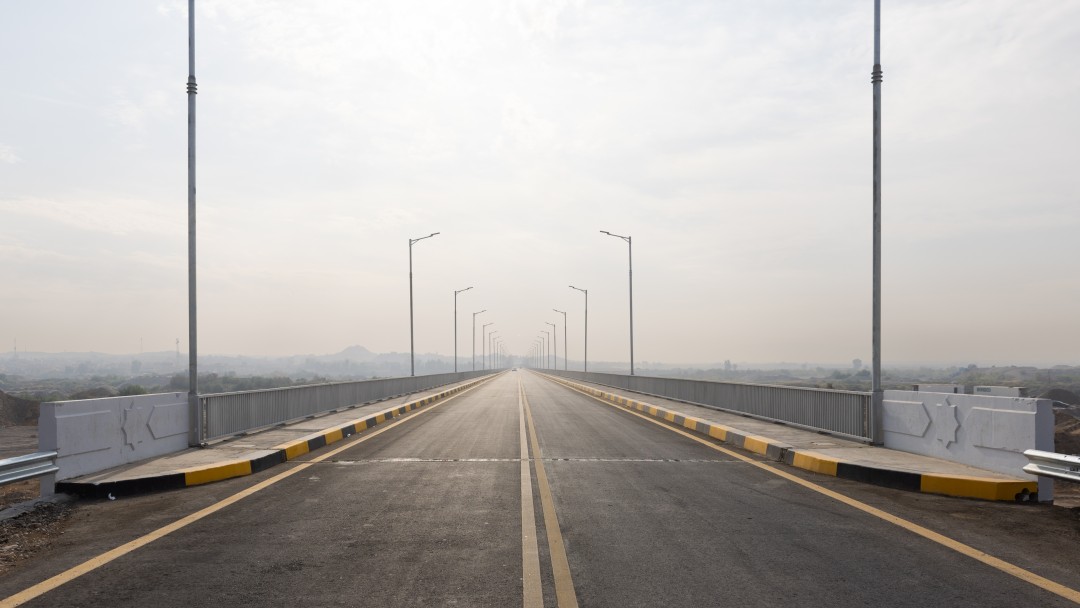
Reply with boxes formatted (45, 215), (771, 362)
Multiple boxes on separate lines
(490, 331), (499, 370)
(187, 0), (200, 445)
(453, 287), (473, 373)
(871, 0), (884, 439)
(541, 330), (551, 369)
(570, 286), (588, 372)
(545, 322), (556, 370)
(553, 309), (567, 371)
(409, 232), (440, 376)
(601, 230), (634, 375)
(472, 310), (486, 371)
(482, 322), (494, 370)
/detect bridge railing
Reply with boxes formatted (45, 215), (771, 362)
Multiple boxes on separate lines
(0, 451), (58, 488)
(540, 369), (875, 443)
(200, 370), (496, 442)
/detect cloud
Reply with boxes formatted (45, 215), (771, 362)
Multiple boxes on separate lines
(0, 196), (179, 237)
(0, 143), (20, 164)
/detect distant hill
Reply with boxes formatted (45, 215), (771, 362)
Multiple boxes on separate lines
(0, 390), (39, 427)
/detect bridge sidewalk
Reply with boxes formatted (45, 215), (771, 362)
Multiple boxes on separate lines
(55, 375), (495, 498)
(540, 372), (1041, 502)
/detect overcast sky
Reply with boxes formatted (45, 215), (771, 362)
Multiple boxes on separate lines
(2, 0), (1078, 367)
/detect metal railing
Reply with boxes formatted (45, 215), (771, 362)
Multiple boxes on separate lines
(0, 451), (58, 487)
(200, 370), (496, 442)
(541, 369), (875, 443)
(1023, 450), (1080, 484)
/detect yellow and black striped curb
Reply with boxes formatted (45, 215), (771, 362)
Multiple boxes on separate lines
(542, 374), (1039, 502)
(57, 374), (500, 498)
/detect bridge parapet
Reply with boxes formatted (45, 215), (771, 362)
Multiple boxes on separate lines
(541, 369), (875, 442)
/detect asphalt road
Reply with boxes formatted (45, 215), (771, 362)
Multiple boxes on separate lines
(2, 370), (1080, 607)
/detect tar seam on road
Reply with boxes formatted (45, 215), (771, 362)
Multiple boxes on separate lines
(0, 376), (497, 608)
(521, 381), (580, 608)
(548, 376), (1080, 606)
(519, 381), (544, 608)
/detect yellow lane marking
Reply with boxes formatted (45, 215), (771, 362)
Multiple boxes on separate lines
(0, 376), (496, 608)
(548, 377), (1080, 605)
(521, 383), (580, 608)
(519, 381), (544, 608)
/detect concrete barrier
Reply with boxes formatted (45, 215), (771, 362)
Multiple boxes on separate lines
(38, 392), (190, 491)
(882, 390), (1054, 499)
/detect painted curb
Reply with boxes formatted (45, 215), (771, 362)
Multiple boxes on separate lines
(541, 373), (1039, 502)
(57, 374), (499, 498)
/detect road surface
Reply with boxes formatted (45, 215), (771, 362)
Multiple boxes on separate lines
(2, 370), (1079, 607)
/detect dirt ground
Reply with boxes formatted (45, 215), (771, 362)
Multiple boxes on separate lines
(0, 425), (38, 461)
(0, 480), (72, 576)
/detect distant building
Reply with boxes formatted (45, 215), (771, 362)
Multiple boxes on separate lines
(852, 358), (863, 371)
(974, 386), (1027, 398)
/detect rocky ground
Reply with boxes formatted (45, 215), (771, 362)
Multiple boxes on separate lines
(0, 482), (73, 576)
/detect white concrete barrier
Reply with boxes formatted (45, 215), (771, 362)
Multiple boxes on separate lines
(883, 390), (1054, 499)
(38, 392), (190, 490)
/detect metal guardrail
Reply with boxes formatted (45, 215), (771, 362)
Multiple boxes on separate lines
(1023, 449), (1080, 484)
(0, 451), (59, 487)
(201, 370), (496, 442)
(540, 369), (875, 443)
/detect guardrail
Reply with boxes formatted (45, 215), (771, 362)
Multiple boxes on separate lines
(539, 369), (875, 443)
(201, 370), (497, 442)
(1023, 449), (1080, 484)
(0, 451), (59, 487)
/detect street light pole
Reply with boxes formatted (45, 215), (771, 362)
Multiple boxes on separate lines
(187, 0), (200, 445)
(601, 230), (634, 375)
(553, 309), (567, 371)
(482, 322), (493, 370)
(871, 0), (884, 441)
(570, 286), (587, 372)
(472, 310), (486, 371)
(409, 232), (440, 376)
(541, 330), (551, 369)
(453, 287), (473, 373)
(545, 322), (556, 370)
(490, 331), (499, 370)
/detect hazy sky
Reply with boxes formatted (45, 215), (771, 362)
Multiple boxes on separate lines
(2, 0), (1079, 367)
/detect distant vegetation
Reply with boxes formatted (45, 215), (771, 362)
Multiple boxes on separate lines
(0, 373), (330, 403)
(638, 364), (1080, 403)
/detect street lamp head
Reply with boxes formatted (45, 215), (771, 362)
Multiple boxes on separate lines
(474, 309), (486, 315)
(456, 286), (473, 295)
(554, 309), (565, 315)
(410, 231), (441, 246)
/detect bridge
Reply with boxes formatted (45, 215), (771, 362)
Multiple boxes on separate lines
(3, 369), (1080, 607)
